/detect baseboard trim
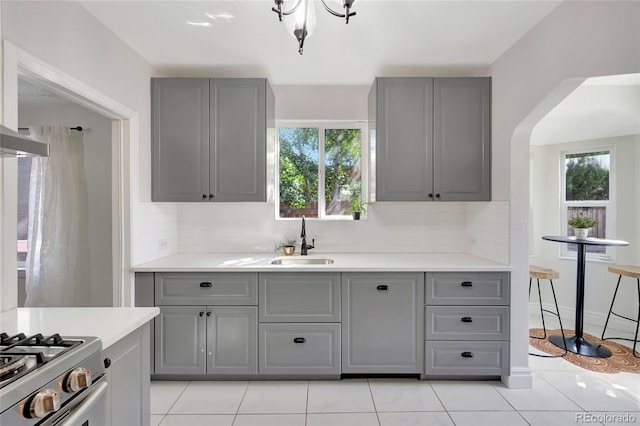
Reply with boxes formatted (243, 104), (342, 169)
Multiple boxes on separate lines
(502, 367), (533, 389)
(529, 302), (637, 335)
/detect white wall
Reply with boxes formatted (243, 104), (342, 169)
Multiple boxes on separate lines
(18, 102), (114, 306)
(530, 135), (639, 327)
(0, 1), (169, 310)
(487, 0), (640, 387)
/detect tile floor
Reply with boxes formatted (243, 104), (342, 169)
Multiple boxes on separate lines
(150, 315), (640, 426)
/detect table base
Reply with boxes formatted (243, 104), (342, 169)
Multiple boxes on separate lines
(549, 334), (612, 358)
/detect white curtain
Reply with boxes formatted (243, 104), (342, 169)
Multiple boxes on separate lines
(25, 126), (91, 307)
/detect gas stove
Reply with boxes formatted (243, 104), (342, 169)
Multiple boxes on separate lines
(0, 332), (107, 425)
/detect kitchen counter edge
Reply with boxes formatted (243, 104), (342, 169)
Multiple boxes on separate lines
(0, 307), (159, 349)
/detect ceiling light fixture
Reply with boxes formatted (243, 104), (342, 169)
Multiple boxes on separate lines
(272, 0), (356, 55)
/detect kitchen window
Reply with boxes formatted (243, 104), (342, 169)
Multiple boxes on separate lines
(276, 122), (366, 219)
(560, 148), (615, 261)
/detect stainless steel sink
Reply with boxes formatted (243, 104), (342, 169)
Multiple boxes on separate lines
(270, 258), (334, 265)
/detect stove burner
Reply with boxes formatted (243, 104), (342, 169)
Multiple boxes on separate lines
(0, 355), (27, 379)
(0, 333), (82, 389)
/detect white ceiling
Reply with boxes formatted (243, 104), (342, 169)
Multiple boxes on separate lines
(78, 0), (561, 85)
(532, 74), (640, 145)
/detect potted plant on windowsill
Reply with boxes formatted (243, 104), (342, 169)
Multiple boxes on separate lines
(274, 239), (297, 256)
(568, 216), (597, 240)
(350, 197), (368, 220)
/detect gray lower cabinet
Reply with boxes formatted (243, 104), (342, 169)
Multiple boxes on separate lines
(259, 323), (340, 375)
(369, 77), (491, 202)
(341, 272), (423, 373)
(155, 306), (206, 375)
(152, 78), (274, 202)
(154, 305), (257, 376)
(424, 272), (510, 377)
(156, 272), (258, 306)
(259, 273), (340, 322)
(104, 323), (151, 426)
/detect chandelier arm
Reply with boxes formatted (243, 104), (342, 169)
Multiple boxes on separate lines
(320, 0), (346, 18)
(282, 0), (303, 16)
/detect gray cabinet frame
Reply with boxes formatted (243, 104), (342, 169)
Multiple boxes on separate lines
(151, 78), (273, 202)
(370, 77), (491, 202)
(341, 272), (424, 374)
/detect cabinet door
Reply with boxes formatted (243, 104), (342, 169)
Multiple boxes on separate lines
(152, 78), (210, 202)
(210, 78), (266, 202)
(259, 323), (340, 375)
(433, 78), (491, 201)
(375, 77), (433, 201)
(342, 272), (424, 373)
(155, 306), (206, 375)
(206, 306), (257, 374)
(259, 273), (341, 322)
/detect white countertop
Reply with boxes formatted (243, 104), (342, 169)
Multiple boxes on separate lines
(131, 253), (510, 272)
(0, 307), (159, 349)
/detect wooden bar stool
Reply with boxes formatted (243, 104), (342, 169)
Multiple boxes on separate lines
(601, 265), (640, 358)
(529, 265), (567, 356)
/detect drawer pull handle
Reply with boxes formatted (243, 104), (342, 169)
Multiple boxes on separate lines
(293, 337), (306, 344)
(461, 351), (475, 358)
(199, 312), (204, 317)
(461, 281), (474, 287)
(461, 317), (474, 323)
(200, 282), (213, 288)
(377, 285), (389, 291)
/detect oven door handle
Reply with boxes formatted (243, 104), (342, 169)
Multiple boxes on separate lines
(57, 381), (108, 426)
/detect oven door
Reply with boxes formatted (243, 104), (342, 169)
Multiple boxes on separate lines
(46, 378), (108, 426)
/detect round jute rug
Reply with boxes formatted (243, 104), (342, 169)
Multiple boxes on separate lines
(529, 328), (640, 374)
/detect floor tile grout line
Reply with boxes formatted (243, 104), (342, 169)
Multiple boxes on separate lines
(230, 380), (250, 425)
(162, 380), (191, 417)
(366, 379), (382, 426)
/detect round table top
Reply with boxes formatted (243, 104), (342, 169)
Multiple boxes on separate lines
(542, 235), (629, 246)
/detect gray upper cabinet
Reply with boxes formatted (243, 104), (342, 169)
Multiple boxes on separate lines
(152, 78), (273, 202)
(152, 79), (210, 202)
(341, 272), (423, 374)
(370, 77), (491, 202)
(372, 78), (434, 201)
(433, 78), (491, 201)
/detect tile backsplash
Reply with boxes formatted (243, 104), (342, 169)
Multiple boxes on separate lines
(134, 201), (510, 264)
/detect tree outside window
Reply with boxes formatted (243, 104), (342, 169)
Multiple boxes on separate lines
(278, 125), (363, 219)
(563, 150), (612, 257)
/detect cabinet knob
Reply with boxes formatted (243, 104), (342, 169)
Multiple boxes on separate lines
(293, 337), (306, 344)
(209, 194), (214, 199)
(376, 285), (389, 291)
(199, 312), (204, 317)
(461, 317), (474, 323)
(200, 282), (213, 288)
(206, 311), (211, 317)
(461, 281), (474, 287)
(461, 351), (475, 358)
(202, 194), (207, 200)
(435, 193), (441, 199)
(428, 193), (434, 199)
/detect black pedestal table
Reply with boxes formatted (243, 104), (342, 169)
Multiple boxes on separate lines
(541, 236), (629, 358)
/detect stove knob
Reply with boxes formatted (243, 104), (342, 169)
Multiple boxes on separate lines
(64, 367), (92, 392)
(27, 389), (61, 418)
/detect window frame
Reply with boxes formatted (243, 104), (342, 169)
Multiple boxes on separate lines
(275, 120), (368, 221)
(559, 146), (616, 262)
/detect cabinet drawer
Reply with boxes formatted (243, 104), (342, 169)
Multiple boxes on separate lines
(155, 273), (257, 305)
(259, 323), (340, 375)
(424, 341), (508, 376)
(425, 306), (509, 340)
(425, 272), (509, 305)
(259, 273), (340, 322)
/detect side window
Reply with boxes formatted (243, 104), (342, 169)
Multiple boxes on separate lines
(561, 149), (614, 259)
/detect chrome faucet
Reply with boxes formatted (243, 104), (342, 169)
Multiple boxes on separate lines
(300, 216), (314, 255)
